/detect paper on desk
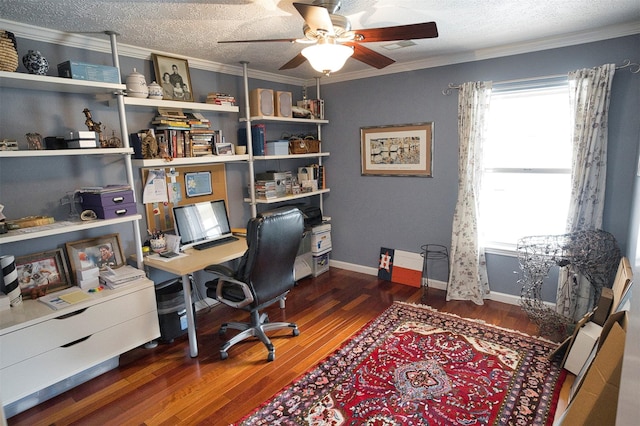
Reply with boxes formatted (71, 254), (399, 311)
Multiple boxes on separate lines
(143, 169), (168, 204)
(59, 290), (91, 304)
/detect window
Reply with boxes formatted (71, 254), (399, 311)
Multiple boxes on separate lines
(479, 82), (572, 252)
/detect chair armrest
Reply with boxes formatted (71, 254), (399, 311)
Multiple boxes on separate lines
(204, 264), (254, 309)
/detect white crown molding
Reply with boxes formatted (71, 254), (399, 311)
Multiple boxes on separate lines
(3, 18), (638, 87)
(0, 18), (307, 86)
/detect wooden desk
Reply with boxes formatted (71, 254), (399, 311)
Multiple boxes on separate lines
(143, 237), (247, 357)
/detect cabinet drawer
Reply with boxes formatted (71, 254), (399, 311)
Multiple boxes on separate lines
(81, 190), (135, 208)
(1, 310), (159, 405)
(0, 285), (157, 369)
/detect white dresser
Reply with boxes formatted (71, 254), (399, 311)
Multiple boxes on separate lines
(0, 278), (159, 415)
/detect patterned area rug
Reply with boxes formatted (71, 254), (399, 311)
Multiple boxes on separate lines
(234, 302), (566, 425)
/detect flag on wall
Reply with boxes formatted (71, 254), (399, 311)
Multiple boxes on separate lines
(378, 247), (422, 287)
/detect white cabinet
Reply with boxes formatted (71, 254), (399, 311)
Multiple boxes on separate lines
(0, 278), (159, 411)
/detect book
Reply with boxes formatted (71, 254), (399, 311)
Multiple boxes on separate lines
(39, 287), (92, 310)
(99, 265), (146, 288)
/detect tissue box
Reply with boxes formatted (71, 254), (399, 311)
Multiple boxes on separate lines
(266, 140), (289, 155)
(57, 61), (120, 83)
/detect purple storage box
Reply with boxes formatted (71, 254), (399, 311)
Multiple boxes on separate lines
(81, 190), (134, 208)
(89, 203), (137, 219)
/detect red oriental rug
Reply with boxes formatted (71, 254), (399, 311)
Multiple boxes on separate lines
(234, 302), (566, 425)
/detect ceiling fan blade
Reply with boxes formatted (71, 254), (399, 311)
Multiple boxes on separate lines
(347, 43), (395, 69)
(354, 22), (438, 43)
(293, 2), (334, 35)
(219, 38), (297, 44)
(279, 53), (307, 70)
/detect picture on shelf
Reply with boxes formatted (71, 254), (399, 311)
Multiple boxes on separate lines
(66, 234), (125, 280)
(15, 249), (71, 299)
(215, 142), (234, 156)
(152, 54), (194, 102)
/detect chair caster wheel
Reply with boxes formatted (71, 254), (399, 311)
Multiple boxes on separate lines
(267, 352), (275, 362)
(292, 328), (300, 336)
(218, 327), (227, 336)
(220, 351), (228, 360)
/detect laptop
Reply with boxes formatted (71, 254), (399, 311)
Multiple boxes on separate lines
(172, 200), (238, 251)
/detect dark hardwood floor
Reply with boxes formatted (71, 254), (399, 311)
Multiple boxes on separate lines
(7, 267), (553, 425)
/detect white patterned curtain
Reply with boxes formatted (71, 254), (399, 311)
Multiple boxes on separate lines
(556, 64), (616, 320)
(447, 81), (492, 304)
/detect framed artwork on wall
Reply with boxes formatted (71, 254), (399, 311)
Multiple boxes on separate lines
(65, 234), (124, 280)
(15, 249), (71, 299)
(152, 53), (194, 101)
(361, 122), (434, 177)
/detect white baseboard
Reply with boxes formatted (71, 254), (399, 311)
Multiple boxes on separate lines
(329, 259), (525, 307)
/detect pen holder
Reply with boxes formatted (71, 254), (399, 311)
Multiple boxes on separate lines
(150, 237), (167, 253)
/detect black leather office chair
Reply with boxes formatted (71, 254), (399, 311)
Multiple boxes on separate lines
(204, 206), (304, 361)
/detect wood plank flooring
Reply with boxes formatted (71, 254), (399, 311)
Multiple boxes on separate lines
(7, 267), (559, 425)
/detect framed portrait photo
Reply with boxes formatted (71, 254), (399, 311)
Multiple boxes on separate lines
(65, 234), (125, 280)
(15, 249), (71, 299)
(361, 122), (434, 177)
(152, 53), (194, 102)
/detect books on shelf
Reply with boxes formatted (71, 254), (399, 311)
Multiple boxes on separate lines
(206, 92), (236, 106)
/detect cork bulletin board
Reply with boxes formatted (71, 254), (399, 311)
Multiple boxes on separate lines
(141, 163), (228, 233)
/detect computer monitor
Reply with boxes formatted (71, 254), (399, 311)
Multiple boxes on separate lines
(173, 200), (233, 250)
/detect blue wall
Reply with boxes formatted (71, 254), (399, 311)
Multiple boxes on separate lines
(320, 35), (640, 298)
(1, 34), (638, 302)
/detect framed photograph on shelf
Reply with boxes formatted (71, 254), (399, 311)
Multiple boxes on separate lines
(215, 142), (234, 156)
(15, 249), (71, 299)
(66, 234), (124, 279)
(361, 122), (434, 177)
(152, 53), (194, 102)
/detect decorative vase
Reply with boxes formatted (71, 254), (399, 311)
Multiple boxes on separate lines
(22, 50), (49, 75)
(150, 238), (167, 253)
(125, 68), (148, 98)
(0, 30), (19, 72)
(147, 81), (163, 99)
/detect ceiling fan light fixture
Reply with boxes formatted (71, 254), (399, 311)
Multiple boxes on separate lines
(301, 39), (353, 75)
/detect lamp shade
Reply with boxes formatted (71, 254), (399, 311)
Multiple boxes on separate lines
(301, 41), (353, 75)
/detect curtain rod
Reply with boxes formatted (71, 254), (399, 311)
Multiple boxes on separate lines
(442, 59), (639, 95)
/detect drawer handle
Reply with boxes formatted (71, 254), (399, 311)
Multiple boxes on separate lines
(61, 335), (91, 348)
(115, 208), (128, 215)
(112, 196), (124, 203)
(55, 308), (88, 319)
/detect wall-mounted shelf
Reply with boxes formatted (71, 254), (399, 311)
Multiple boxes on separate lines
(132, 154), (249, 168)
(0, 215), (143, 245)
(254, 152), (330, 160)
(244, 189), (330, 204)
(119, 96), (239, 113)
(0, 148), (133, 158)
(0, 70), (125, 94)
(240, 115), (328, 124)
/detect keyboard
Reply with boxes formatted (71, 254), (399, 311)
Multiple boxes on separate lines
(193, 236), (239, 250)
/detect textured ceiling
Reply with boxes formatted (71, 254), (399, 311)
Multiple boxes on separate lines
(1, 0), (639, 81)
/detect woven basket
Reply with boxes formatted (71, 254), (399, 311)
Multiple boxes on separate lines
(288, 137), (320, 154)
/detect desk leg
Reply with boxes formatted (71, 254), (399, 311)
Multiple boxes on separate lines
(182, 273), (198, 357)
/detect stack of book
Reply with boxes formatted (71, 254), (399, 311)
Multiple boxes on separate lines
(254, 180), (279, 200)
(99, 265), (146, 289)
(151, 108), (190, 128)
(206, 92), (236, 106)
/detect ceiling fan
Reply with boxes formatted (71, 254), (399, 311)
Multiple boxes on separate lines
(219, 0), (438, 75)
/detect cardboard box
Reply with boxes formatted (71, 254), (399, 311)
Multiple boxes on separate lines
(312, 251), (330, 276)
(311, 224), (331, 253)
(560, 321), (625, 425)
(592, 287), (613, 326)
(563, 321), (602, 375)
(266, 140), (289, 155)
(57, 61), (120, 83)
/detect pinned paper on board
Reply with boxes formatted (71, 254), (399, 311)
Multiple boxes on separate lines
(143, 169), (168, 204)
(378, 247), (422, 287)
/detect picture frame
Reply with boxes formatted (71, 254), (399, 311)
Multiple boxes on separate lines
(361, 122), (434, 177)
(15, 249), (71, 299)
(152, 54), (194, 102)
(65, 233), (125, 280)
(185, 171), (213, 197)
(215, 142), (234, 156)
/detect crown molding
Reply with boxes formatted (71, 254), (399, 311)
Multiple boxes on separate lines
(0, 18), (307, 86)
(3, 18), (638, 87)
